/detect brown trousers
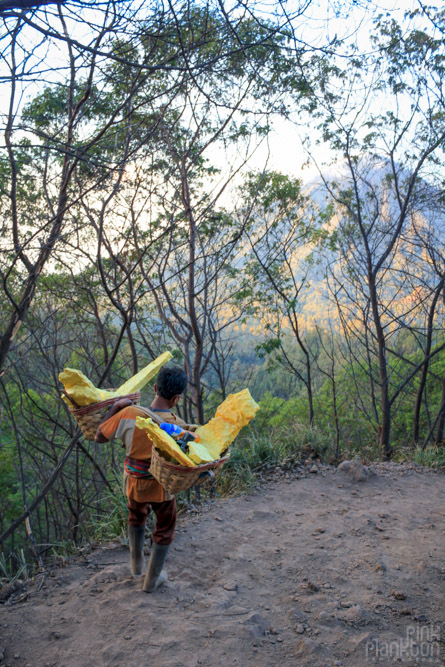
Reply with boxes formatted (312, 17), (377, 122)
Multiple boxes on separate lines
(127, 497), (176, 546)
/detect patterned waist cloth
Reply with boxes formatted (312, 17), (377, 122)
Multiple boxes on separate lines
(124, 456), (154, 479)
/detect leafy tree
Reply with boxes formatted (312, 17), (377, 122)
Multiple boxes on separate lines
(240, 170), (325, 426)
(300, 7), (445, 457)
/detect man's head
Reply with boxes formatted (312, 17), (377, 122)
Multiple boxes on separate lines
(154, 365), (188, 408)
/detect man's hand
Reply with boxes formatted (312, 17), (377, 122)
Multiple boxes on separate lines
(94, 397), (134, 443)
(95, 428), (109, 443)
(112, 397), (134, 412)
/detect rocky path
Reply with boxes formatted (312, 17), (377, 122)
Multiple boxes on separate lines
(0, 463), (444, 667)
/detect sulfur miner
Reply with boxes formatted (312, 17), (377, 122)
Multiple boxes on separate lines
(94, 369), (259, 593)
(95, 365), (196, 593)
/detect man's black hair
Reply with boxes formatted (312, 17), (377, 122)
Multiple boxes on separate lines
(156, 365), (188, 400)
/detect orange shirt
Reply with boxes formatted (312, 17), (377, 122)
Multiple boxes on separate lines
(99, 406), (195, 503)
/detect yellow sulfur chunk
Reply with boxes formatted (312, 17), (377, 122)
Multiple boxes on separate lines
(59, 368), (92, 391)
(196, 389), (259, 459)
(59, 368), (115, 406)
(187, 441), (214, 465)
(59, 351), (172, 407)
(116, 351), (172, 395)
(135, 416), (195, 467)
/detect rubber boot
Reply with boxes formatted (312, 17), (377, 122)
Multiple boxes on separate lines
(128, 524), (145, 576)
(142, 543), (169, 592)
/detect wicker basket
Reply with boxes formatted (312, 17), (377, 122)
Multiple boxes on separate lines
(67, 392), (141, 441)
(149, 445), (229, 494)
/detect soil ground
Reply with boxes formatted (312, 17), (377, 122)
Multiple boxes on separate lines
(0, 462), (444, 667)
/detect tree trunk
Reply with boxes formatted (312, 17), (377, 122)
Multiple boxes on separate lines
(434, 372), (445, 446)
(368, 273), (392, 459)
(412, 277), (444, 446)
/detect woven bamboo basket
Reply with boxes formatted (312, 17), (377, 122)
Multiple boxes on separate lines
(66, 392), (141, 441)
(150, 445), (229, 494)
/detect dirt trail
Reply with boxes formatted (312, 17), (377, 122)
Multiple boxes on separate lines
(1, 463), (444, 667)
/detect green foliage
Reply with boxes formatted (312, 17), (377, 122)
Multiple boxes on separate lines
(412, 446), (445, 469)
(216, 421), (336, 497)
(0, 445), (22, 536)
(87, 473), (128, 543)
(215, 452), (257, 496)
(0, 550), (28, 585)
(244, 171), (303, 214)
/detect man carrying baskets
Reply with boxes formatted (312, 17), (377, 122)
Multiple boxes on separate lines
(95, 366), (197, 593)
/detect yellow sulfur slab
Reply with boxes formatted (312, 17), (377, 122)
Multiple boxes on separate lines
(59, 351), (172, 407)
(136, 389), (260, 468)
(187, 441), (215, 465)
(59, 368), (116, 406)
(135, 416), (195, 467)
(116, 351), (172, 395)
(135, 389), (259, 467)
(196, 389), (259, 460)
